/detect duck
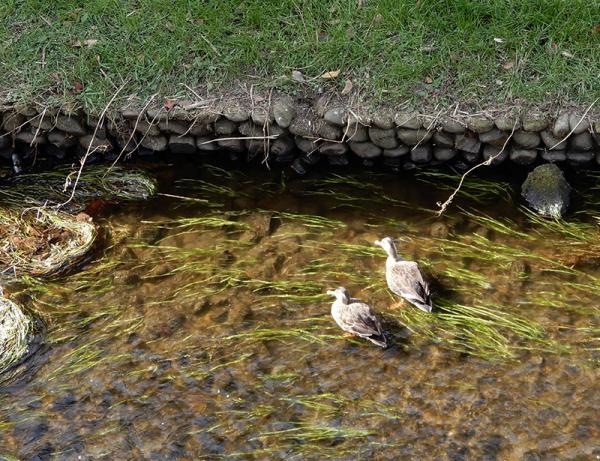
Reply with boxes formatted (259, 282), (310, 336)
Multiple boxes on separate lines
(374, 237), (433, 313)
(327, 287), (387, 348)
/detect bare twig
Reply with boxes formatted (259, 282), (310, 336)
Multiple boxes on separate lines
(549, 99), (598, 150)
(436, 119), (518, 216)
(58, 83), (127, 208)
(198, 135), (279, 145)
(29, 107), (47, 147)
(106, 94), (158, 173)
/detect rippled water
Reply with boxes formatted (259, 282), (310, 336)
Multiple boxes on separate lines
(1, 161), (599, 460)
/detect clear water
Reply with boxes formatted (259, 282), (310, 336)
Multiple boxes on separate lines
(1, 162), (599, 460)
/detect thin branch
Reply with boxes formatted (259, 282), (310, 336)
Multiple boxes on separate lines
(198, 135), (279, 145)
(549, 98), (598, 150)
(58, 83), (127, 209)
(436, 119), (518, 216)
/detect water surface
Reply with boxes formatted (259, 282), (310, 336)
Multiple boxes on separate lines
(1, 163), (599, 460)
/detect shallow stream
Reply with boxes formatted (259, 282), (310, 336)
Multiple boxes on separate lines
(1, 161), (599, 460)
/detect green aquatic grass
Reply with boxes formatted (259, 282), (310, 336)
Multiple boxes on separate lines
(0, 1), (598, 111)
(416, 171), (514, 205)
(0, 166), (156, 212)
(460, 208), (533, 240)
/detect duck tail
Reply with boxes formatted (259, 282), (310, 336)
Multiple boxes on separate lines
(368, 334), (388, 348)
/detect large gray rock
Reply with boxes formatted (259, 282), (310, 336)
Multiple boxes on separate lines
(410, 145), (432, 163)
(522, 114), (548, 132)
(270, 137), (296, 159)
(521, 164), (571, 218)
(552, 112), (570, 138)
(482, 145), (508, 164)
(383, 145), (409, 157)
(169, 135), (196, 154)
(56, 114), (86, 135)
(397, 128), (432, 145)
(273, 98), (296, 128)
(346, 125), (369, 142)
(513, 130), (540, 148)
(289, 117), (315, 137)
(141, 135), (168, 151)
(478, 129), (509, 146)
(454, 134), (481, 154)
(324, 107), (346, 126)
(510, 147), (537, 165)
(569, 132), (593, 151)
(368, 127), (398, 149)
(222, 104), (249, 123)
(540, 130), (567, 150)
(319, 141), (347, 156)
(433, 147), (456, 161)
(294, 136), (318, 153)
(371, 110), (395, 129)
(215, 119), (237, 135)
(495, 113), (521, 131)
(541, 150), (566, 163)
(395, 112), (421, 129)
(569, 113), (589, 134)
(48, 130), (78, 149)
(467, 116), (494, 133)
(441, 117), (465, 134)
(567, 151), (594, 165)
(316, 121), (342, 140)
(433, 130), (454, 147)
(349, 141), (382, 158)
(196, 137), (219, 151)
(2, 112), (25, 132)
(251, 108), (274, 126)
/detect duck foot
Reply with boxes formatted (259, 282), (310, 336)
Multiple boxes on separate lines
(388, 300), (405, 310)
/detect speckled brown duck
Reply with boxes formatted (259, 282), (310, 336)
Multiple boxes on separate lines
(327, 287), (387, 348)
(374, 237), (433, 313)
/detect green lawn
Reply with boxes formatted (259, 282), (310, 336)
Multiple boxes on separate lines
(0, 0), (599, 113)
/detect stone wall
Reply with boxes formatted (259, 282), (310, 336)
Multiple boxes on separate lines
(1, 99), (599, 173)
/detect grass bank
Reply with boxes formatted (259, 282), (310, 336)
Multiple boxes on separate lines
(0, 0), (599, 113)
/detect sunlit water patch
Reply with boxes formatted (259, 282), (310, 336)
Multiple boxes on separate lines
(0, 163), (599, 459)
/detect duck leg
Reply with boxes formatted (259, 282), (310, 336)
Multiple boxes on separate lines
(388, 299), (405, 310)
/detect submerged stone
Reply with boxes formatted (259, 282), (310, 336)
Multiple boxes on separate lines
(521, 164), (571, 218)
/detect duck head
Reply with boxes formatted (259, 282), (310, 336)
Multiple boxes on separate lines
(326, 287), (350, 304)
(374, 236), (399, 259)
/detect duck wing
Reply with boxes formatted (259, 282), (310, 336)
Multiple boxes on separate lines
(341, 301), (386, 342)
(388, 261), (432, 310)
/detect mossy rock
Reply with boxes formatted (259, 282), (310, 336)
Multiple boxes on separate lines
(521, 164), (571, 218)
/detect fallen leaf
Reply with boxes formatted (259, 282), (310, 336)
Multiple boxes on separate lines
(73, 81), (84, 92)
(75, 212), (92, 223)
(502, 60), (514, 70)
(321, 69), (341, 79)
(341, 79), (353, 95)
(493, 37), (504, 43)
(291, 70), (305, 83)
(424, 76), (433, 84)
(593, 23), (600, 33)
(72, 39), (98, 48)
(164, 98), (175, 110)
(561, 50), (574, 58)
